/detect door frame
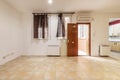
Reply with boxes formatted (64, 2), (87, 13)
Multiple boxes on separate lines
(77, 23), (91, 56)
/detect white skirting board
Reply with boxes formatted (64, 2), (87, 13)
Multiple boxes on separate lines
(0, 53), (21, 65)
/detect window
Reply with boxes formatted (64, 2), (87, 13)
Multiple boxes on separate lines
(78, 24), (88, 39)
(48, 14), (71, 39)
(109, 18), (120, 41)
(33, 14), (72, 40)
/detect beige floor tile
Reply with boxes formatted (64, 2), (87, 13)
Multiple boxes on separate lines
(0, 56), (120, 80)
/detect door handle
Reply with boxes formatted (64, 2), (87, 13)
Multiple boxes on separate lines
(72, 41), (74, 44)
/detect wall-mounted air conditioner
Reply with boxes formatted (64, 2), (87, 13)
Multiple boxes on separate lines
(77, 16), (93, 22)
(76, 12), (93, 22)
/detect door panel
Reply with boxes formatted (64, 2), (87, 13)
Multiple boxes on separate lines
(67, 23), (78, 56)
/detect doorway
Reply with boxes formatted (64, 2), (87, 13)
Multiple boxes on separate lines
(78, 23), (91, 56)
(67, 23), (91, 56)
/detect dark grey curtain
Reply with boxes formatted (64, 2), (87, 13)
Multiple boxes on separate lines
(33, 14), (39, 38)
(56, 13), (65, 37)
(33, 13), (48, 39)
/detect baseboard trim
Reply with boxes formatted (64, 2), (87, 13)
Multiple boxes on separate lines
(47, 55), (60, 57)
(22, 55), (47, 57)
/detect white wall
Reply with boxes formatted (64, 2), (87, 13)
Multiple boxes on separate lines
(91, 13), (120, 56)
(73, 12), (120, 56)
(0, 0), (120, 65)
(0, 0), (23, 65)
(22, 14), (62, 56)
(22, 12), (120, 56)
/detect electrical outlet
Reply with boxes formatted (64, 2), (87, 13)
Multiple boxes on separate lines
(2, 52), (15, 60)
(11, 52), (14, 55)
(3, 56), (6, 59)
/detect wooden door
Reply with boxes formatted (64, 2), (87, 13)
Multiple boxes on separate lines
(67, 23), (78, 56)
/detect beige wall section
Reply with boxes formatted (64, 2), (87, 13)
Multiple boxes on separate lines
(60, 40), (67, 56)
(0, 0), (23, 65)
(22, 14), (48, 55)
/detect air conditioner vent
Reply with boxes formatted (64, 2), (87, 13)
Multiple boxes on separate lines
(77, 16), (93, 21)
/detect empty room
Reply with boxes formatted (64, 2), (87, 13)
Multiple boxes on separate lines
(0, 0), (120, 80)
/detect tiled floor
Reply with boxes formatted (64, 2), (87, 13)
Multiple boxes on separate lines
(0, 56), (120, 80)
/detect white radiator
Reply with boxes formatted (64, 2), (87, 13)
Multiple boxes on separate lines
(47, 45), (60, 56)
(99, 45), (110, 56)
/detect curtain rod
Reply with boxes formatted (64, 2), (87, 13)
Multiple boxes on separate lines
(32, 12), (75, 15)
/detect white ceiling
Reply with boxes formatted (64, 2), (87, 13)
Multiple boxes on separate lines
(4, 0), (120, 13)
